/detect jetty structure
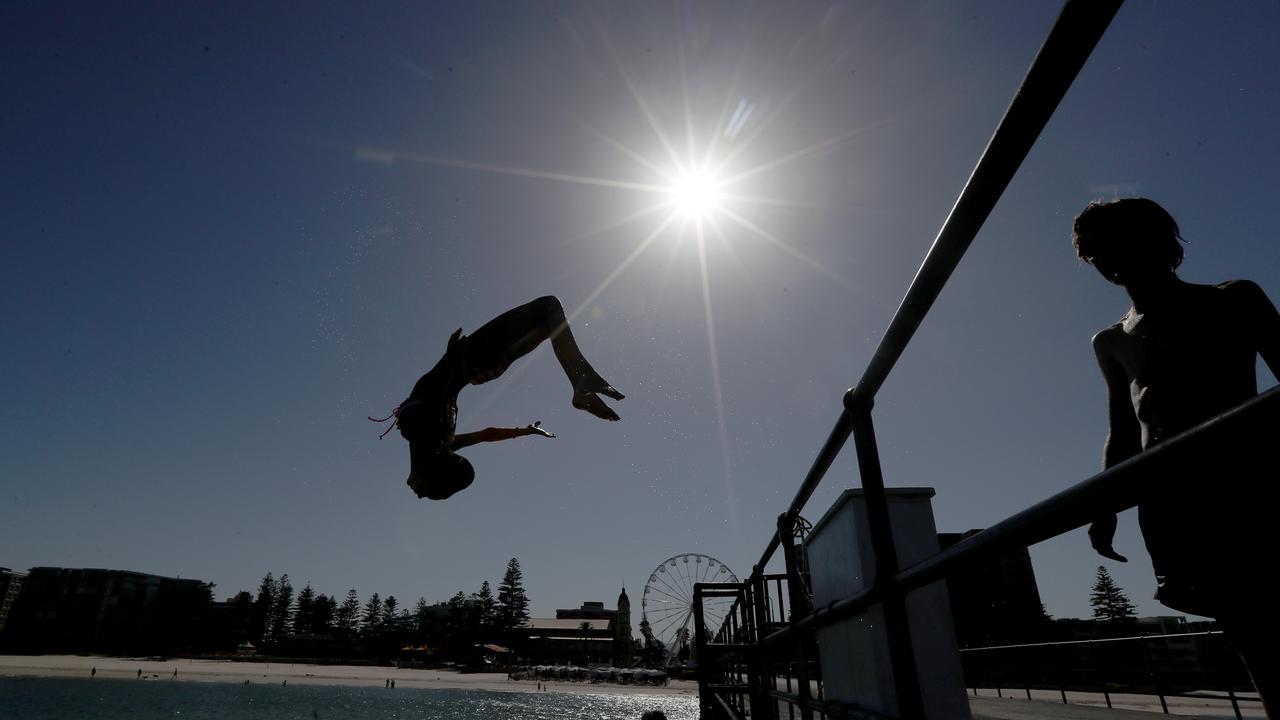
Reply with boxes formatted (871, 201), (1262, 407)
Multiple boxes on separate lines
(690, 1), (1275, 718)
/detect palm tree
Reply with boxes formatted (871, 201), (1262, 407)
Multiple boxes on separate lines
(578, 621), (593, 664)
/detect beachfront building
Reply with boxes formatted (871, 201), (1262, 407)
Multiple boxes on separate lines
(0, 566), (214, 655)
(524, 590), (635, 666)
(521, 617), (616, 664)
(0, 568), (27, 633)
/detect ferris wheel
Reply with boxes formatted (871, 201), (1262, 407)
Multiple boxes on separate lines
(641, 554), (739, 655)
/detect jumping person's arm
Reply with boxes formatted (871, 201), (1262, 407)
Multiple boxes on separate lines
(449, 422), (555, 450)
(1090, 330), (1141, 563)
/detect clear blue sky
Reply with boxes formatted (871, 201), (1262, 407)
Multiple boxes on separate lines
(3, 1), (1278, 623)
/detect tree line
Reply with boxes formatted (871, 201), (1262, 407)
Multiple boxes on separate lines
(226, 558), (531, 648)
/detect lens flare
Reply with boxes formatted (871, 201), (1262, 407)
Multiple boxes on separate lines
(669, 170), (721, 218)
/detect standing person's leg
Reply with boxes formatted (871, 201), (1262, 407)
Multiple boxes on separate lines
(459, 296), (623, 419)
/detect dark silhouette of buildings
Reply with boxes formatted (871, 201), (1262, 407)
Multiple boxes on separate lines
(0, 566), (213, 655)
(0, 567), (26, 633)
(938, 530), (1049, 648)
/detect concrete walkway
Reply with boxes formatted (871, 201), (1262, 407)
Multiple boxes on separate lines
(970, 691), (1262, 720)
(973, 697), (1174, 719)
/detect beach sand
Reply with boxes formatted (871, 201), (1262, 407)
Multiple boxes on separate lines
(0, 654), (698, 696)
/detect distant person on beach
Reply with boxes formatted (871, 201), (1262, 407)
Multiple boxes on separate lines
(1075, 198), (1279, 716)
(90, 667), (95, 678)
(371, 296), (623, 501)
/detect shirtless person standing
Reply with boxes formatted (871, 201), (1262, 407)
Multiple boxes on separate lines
(1075, 198), (1279, 715)
(372, 295), (623, 501)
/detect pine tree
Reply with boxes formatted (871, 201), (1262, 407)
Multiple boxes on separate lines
(336, 589), (360, 633)
(473, 581), (496, 628)
(271, 574), (294, 640)
(1090, 566), (1137, 623)
(383, 595), (399, 629)
(447, 591), (469, 628)
(314, 594), (336, 634)
(250, 573), (276, 644)
(497, 558), (530, 630)
(363, 592), (384, 631)
(293, 583), (316, 634)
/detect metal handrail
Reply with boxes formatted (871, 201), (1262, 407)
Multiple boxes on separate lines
(959, 629), (1260, 719)
(959, 631), (1226, 653)
(760, 382), (1280, 647)
(752, 0), (1124, 579)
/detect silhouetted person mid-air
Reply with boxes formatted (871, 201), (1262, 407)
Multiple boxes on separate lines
(371, 296), (623, 501)
(1075, 198), (1280, 716)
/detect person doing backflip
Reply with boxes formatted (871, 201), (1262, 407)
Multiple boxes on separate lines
(371, 295), (623, 501)
(1075, 198), (1280, 715)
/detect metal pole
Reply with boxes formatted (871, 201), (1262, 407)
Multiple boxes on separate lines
(743, 0), (1125, 593)
(1138, 640), (1169, 714)
(849, 409), (927, 719)
(750, 568), (778, 720)
(777, 515), (815, 720)
(846, 0), (1123, 409)
(694, 587), (713, 718)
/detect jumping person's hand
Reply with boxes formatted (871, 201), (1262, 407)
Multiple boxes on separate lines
(1088, 514), (1128, 562)
(525, 421), (556, 438)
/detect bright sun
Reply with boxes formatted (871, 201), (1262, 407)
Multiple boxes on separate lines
(669, 169), (722, 218)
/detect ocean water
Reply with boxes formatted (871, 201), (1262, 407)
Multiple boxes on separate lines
(0, 678), (698, 720)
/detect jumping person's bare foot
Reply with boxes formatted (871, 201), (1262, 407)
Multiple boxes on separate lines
(574, 375), (625, 401)
(572, 391), (621, 421)
(572, 374), (623, 420)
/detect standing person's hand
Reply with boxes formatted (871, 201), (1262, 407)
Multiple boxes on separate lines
(1089, 513), (1128, 562)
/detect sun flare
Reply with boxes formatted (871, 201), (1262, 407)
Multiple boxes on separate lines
(669, 169), (722, 219)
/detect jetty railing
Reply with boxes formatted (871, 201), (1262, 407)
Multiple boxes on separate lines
(691, 0), (1279, 717)
(960, 631), (1260, 719)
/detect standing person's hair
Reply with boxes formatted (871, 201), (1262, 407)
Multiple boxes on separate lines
(1072, 197), (1185, 270)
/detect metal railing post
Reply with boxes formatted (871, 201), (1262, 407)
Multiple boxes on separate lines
(750, 566), (778, 720)
(694, 586), (714, 718)
(1138, 639), (1170, 714)
(777, 515), (815, 720)
(849, 408), (927, 719)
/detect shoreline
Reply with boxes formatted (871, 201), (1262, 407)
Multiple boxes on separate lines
(0, 655), (698, 696)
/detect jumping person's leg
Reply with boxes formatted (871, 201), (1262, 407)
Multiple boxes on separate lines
(460, 296), (623, 420)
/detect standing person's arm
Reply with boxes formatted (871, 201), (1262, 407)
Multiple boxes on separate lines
(1229, 280), (1280, 377)
(1090, 330), (1141, 562)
